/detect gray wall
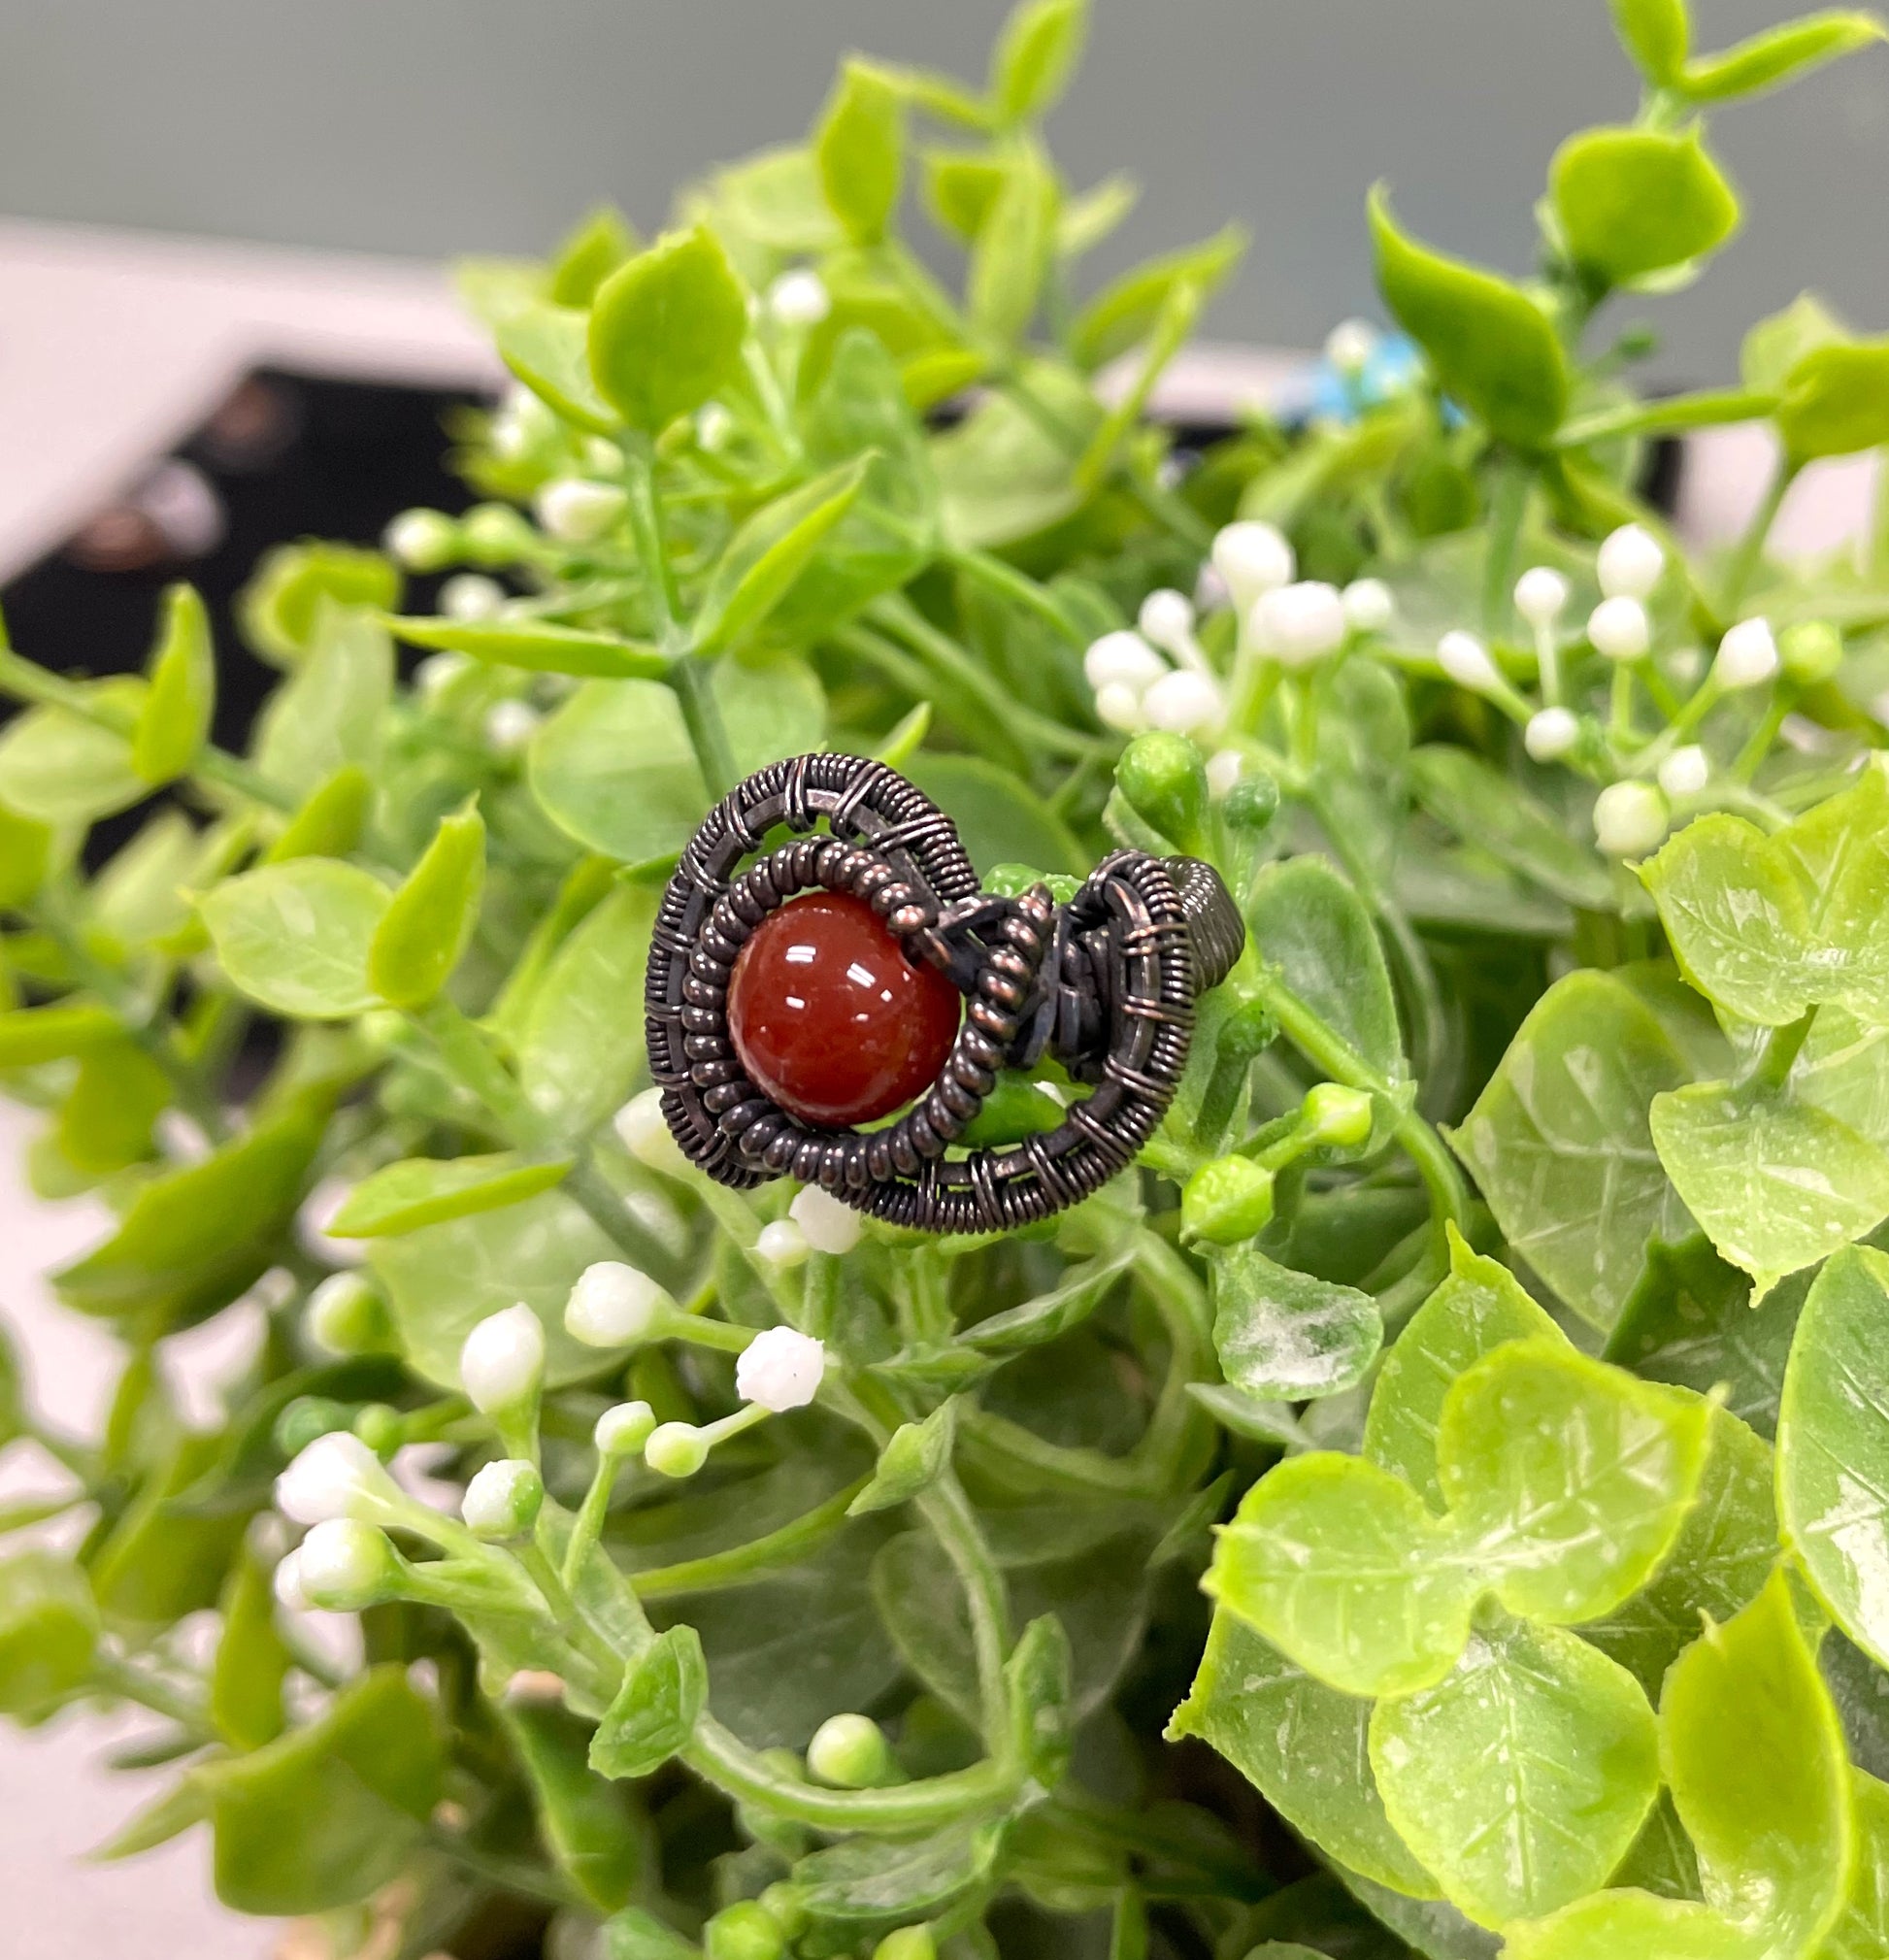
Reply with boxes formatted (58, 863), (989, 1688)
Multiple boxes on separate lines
(3, 0), (1886, 383)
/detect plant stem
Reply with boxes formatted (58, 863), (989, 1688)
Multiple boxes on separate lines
(630, 1478), (871, 1599)
(1722, 452), (1798, 615)
(1480, 457), (1530, 639)
(91, 1653), (209, 1734)
(1751, 1008), (1817, 1091)
(946, 547), (1087, 647)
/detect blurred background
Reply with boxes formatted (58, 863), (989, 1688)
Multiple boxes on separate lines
(0, 3), (1884, 1954)
(3, 0), (1887, 381)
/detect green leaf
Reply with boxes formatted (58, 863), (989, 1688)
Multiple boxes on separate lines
(991, 0), (1089, 122)
(0, 797), (52, 907)
(209, 1549), (290, 1750)
(88, 1424), (249, 1626)
(370, 1185), (625, 1390)
(495, 300), (618, 432)
(0, 1551), (97, 1719)
(505, 1700), (644, 1911)
(690, 458), (872, 653)
(194, 1667), (444, 1916)
(1450, 970), (1694, 1331)
(131, 584), (215, 784)
(604, 1908), (701, 1960)
(1661, 1571), (1852, 1954)
(1778, 339), (1889, 462)
(264, 765), (374, 866)
(1206, 1453), (1475, 1697)
(1440, 1341), (1710, 1625)
(328, 1150), (573, 1238)
(588, 227), (748, 434)
(1550, 128), (1740, 284)
(368, 799), (485, 1009)
(1369, 186), (1570, 449)
(1580, 1406), (1777, 1695)
(0, 1002), (121, 1068)
(848, 1398), (959, 1515)
(1365, 1225), (1565, 1510)
(1605, 1234), (1805, 1438)
(1825, 1770), (1889, 1959)
(1409, 747), (1614, 911)
(390, 615), (667, 680)
(923, 149), (1008, 242)
(549, 204), (639, 308)
(1371, 1610), (1658, 1929)
(1610, 0), (1690, 83)
(1069, 225), (1245, 370)
(1208, 1244), (1382, 1401)
(590, 1625), (708, 1779)
(904, 753), (1084, 875)
(238, 543), (400, 666)
(1650, 1080), (1889, 1300)
(1779, 1246), (1889, 1668)
(1169, 1608), (1439, 1897)
(200, 858), (390, 1018)
(815, 60), (905, 246)
(250, 602), (391, 800)
(933, 365), (1100, 546)
(517, 882), (657, 1135)
(53, 1097), (324, 1330)
(1681, 10), (1886, 102)
(1246, 854), (1408, 1089)
(93, 1777), (211, 1863)
(968, 145), (1058, 346)
(530, 660), (823, 868)
(0, 679), (148, 824)
(796, 1818), (1003, 1933)
(1004, 1612), (1074, 1789)
(88, 810), (207, 951)
(1503, 1895), (1751, 1960)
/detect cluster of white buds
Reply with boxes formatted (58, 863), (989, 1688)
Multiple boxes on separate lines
(534, 478), (627, 545)
(759, 1182), (867, 1267)
(1083, 590), (1222, 737)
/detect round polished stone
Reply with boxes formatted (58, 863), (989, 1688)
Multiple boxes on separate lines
(727, 891), (960, 1127)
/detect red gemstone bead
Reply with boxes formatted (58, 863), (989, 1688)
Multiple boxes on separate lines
(727, 891), (961, 1128)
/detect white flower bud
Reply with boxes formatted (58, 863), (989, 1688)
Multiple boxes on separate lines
(1083, 630), (1167, 695)
(790, 1185), (863, 1256)
(384, 509), (457, 572)
(1205, 748), (1243, 798)
(440, 573), (507, 622)
(1714, 617), (1779, 689)
(1093, 681), (1148, 734)
(459, 1304), (546, 1416)
(1193, 562), (1231, 615)
(1593, 781), (1669, 858)
(645, 1421), (711, 1479)
(297, 1519), (399, 1611)
(1513, 566), (1570, 628)
(756, 1218), (811, 1270)
(534, 479), (627, 544)
(461, 1458), (545, 1540)
(307, 1272), (387, 1357)
(768, 268), (832, 328)
(1142, 668), (1225, 734)
(1324, 317), (1378, 377)
(1211, 521), (1295, 609)
(1251, 581), (1347, 667)
(483, 700), (541, 756)
(736, 1325), (827, 1413)
(273, 1549), (310, 1613)
(1588, 596), (1651, 663)
(415, 651), (471, 702)
(1524, 707), (1581, 763)
(696, 402), (735, 451)
(613, 1089), (687, 1173)
(1657, 745), (1710, 798)
(1437, 630), (1502, 694)
(565, 1262), (672, 1348)
(298, 1176), (367, 1268)
(276, 1431), (403, 1527)
(595, 1401), (658, 1456)
(1136, 589), (1205, 670)
(1342, 579), (1394, 635)
(1596, 523), (1665, 601)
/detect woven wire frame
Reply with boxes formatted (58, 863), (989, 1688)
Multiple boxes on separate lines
(645, 753), (1244, 1233)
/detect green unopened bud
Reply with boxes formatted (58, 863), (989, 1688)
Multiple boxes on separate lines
(297, 1519), (401, 1611)
(757, 1883), (810, 1942)
(351, 1403), (405, 1460)
(307, 1272), (394, 1356)
(275, 1396), (351, 1458)
(957, 1074), (1067, 1149)
(1221, 771), (1280, 833)
(594, 1400), (658, 1457)
(645, 1422), (711, 1479)
(462, 1458), (545, 1540)
(383, 509), (458, 572)
(1115, 732), (1208, 849)
(705, 1901), (785, 1960)
(807, 1711), (899, 1788)
(1780, 620), (1842, 685)
(1300, 1082), (1374, 1150)
(1181, 1155), (1276, 1246)
(874, 1929), (936, 1960)
(460, 502), (537, 565)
